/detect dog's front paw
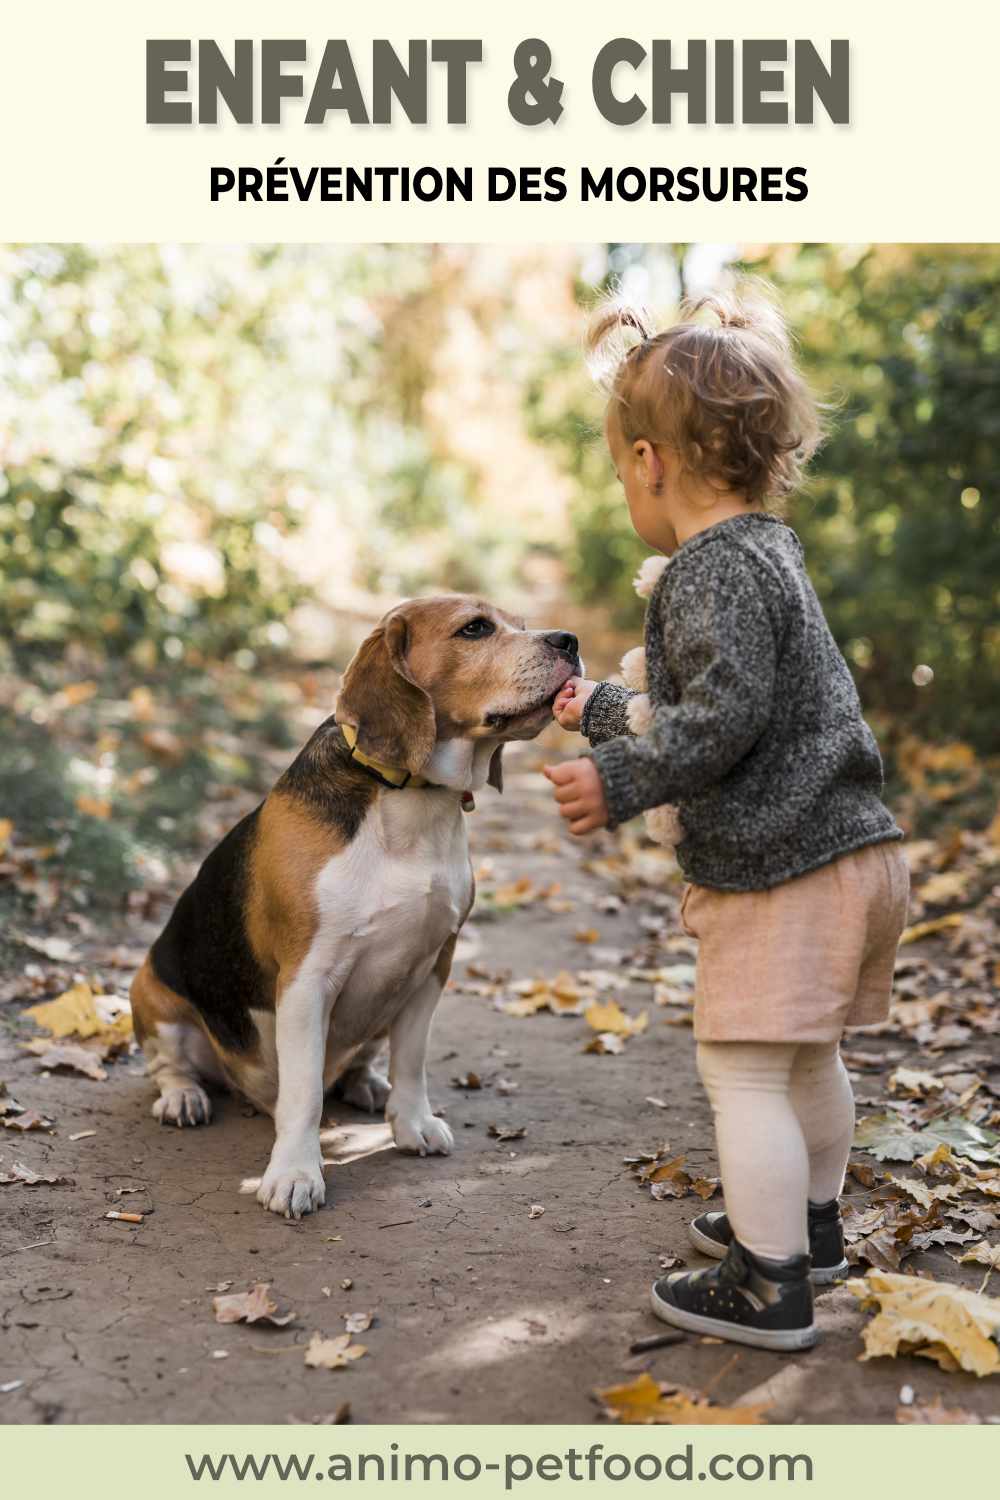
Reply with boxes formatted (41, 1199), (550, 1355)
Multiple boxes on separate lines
(340, 1065), (391, 1115)
(257, 1159), (326, 1218)
(390, 1111), (454, 1157)
(153, 1084), (212, 1127)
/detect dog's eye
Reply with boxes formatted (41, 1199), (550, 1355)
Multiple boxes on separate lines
(455, 617), (495, 640)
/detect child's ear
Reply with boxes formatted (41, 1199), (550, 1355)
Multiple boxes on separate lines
(634, 438), (665, 494)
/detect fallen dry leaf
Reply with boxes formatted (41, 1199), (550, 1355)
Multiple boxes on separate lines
(947, 1207), (1000, 1235)
(954, 1242), (1000, 1271)
(849, 1270), (1000, 1376)
(487, 1123), (526, 1141)
(499, 971), (596, 1019)
(584, 999), (648, 1038)
(213, 1283), (296, 1327)
(25, 983), (132, 1051)
(342, 1311), (374, 1334)
(628, 1148), (719, 1203)
(0, 1084), (25, 1118)
(917, 871), (971, 905)
(595, 1372), (768, 1426)
(25, 1040), (108, 1081)
(304, 1332), (367, 1370)
(14, 932), (79, 963)
(584, 1032), (626, 1055)
(0, 1162), (74, 1186)
(889, 1068), (945, 1098)
(899, 914), (963, 945)
(855, 1113), (1000, 1165)
(3, 1109), (54, 1132)
(451, 1072), (482, 1090)
(896, 1396), (982, 1424)
(528, 1204), (545, 1219)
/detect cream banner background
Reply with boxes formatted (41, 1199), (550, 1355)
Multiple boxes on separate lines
(2, 0), (997, 241)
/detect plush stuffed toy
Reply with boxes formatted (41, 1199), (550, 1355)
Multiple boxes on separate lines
(619, 556), (684, 848)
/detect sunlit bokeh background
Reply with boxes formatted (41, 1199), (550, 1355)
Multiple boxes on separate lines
(1, 243), (997, 912)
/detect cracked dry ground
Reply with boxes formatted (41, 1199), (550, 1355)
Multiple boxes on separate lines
(2, 731), (999, 1426)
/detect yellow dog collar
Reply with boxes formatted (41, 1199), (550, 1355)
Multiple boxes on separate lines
(340, 722), (428, 790)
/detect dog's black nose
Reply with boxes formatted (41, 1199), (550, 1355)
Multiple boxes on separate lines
(544, 630), (579, 660)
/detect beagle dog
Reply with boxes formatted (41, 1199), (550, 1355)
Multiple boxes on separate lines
(130, 596), (580, 1217)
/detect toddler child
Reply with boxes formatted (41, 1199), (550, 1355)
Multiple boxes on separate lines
(545, 288), (909, 1351)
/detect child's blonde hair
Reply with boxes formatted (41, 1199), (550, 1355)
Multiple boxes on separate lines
(587, 281), (822, 506)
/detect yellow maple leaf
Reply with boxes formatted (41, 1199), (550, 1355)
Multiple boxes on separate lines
(492, 877), (538, 909)
(0, 818), (13, 856)
(899, 914), (963, 945)
(584, 1000), (647, 1037)
(25, 983), (133, 1050)
(596, 1372), (768, 1425)
(917, 870), (970, 905)
(849, 1271), (1000, 1377)
(304, 1332), (367, 1370)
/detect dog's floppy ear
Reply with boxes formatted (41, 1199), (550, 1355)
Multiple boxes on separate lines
(336, 613), (436, 775)
(487, 745), (504, 793)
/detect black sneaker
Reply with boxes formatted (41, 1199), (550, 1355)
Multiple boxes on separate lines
(688, 1199), (849, 1285)
(651, 1238), (817, 1351)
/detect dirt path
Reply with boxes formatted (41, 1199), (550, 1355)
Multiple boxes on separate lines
(2, 734), (999, 1426)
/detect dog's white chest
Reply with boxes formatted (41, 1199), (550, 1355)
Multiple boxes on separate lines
(312, 793), (471, 1001)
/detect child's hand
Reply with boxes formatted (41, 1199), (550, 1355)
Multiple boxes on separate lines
(543, 759), (609, 836)
(552, 677), (596, 732)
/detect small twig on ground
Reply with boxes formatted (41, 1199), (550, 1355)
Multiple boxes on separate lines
(700, 1351), (741, 1398)
(629, 1331), (688, 1354)
(376, 1219), (415, 1229)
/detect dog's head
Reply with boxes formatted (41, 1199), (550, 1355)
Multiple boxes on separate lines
(336, 596), (581, 788)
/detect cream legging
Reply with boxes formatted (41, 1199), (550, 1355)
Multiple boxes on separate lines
(696, 1039), (856, 1262)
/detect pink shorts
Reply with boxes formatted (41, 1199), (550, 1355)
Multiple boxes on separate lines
(682, 842), (910, 1043)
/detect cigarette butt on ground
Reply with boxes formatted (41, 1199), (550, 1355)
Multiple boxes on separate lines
(105, 1210), (144, 1224)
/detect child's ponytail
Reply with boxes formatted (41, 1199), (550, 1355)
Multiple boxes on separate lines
(586, 278), (824, 507)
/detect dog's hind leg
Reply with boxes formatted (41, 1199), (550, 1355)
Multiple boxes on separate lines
(387, 937), (455, 1157)
(336, 1038), (391, 1114)
(131, 958), (219, 1127)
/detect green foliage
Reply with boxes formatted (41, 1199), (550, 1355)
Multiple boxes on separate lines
(524, 348), (649, 627)
(745, 245), (1000, 748)
(528, 244), (1000, 749)
(0, 244), (488, 668)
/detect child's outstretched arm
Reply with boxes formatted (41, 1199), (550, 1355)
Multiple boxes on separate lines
(554, 677), (639, 743)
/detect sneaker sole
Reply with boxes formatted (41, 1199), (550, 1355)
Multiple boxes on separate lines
(687, 1224), (848, 1287)
(650, 1282), (818, 1352)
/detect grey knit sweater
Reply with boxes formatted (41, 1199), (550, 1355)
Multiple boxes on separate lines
(582, 513), (902, 891)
